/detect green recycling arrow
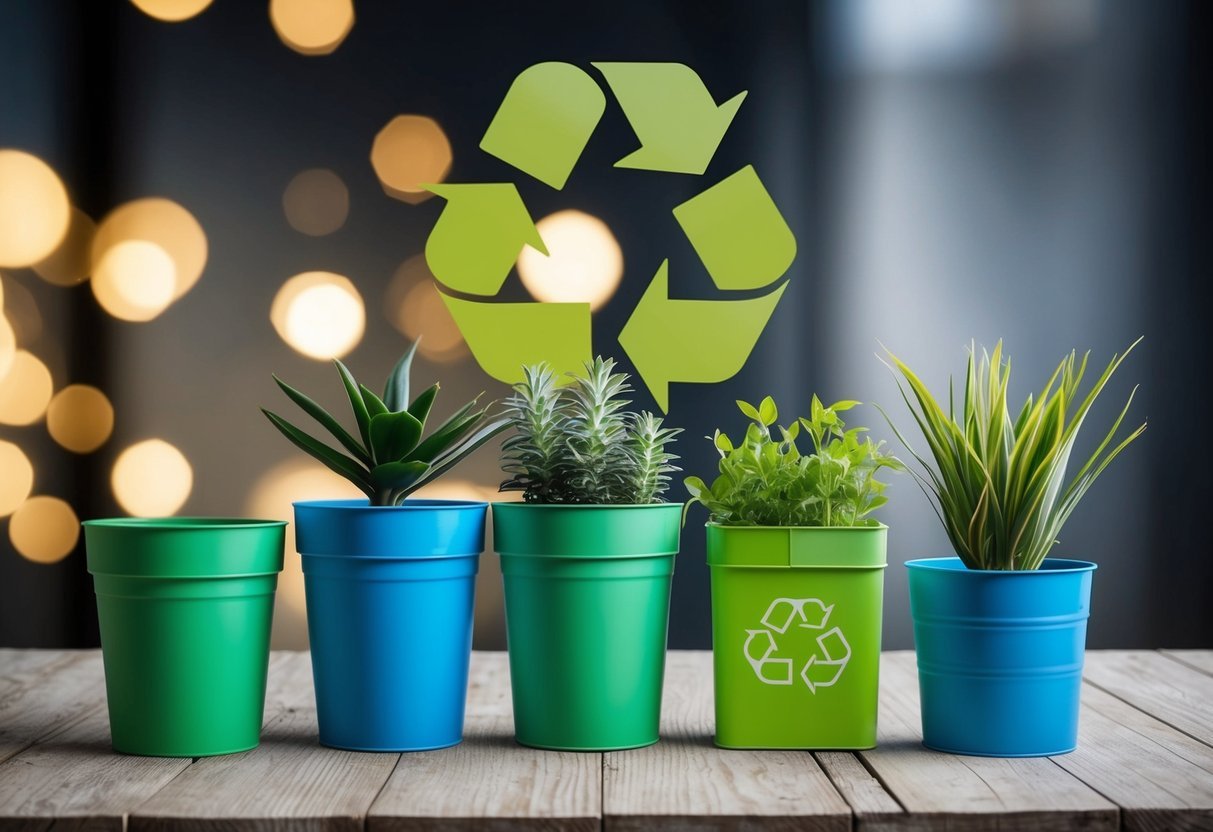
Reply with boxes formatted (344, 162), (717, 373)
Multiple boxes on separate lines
(619, 260), (787, 412)
(425, 183), (547, 296)
(480, 62), (606, 190)
(673, 165), (797, 291)
(592, 62), (746, 175)
(439, 289), (591, 384)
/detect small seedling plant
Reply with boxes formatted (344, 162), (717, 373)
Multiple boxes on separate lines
(500, 357), (681, 504)
(263, 342), (507, 506)
(880, 339), (1146, 570)
(685, 396), (903, 527)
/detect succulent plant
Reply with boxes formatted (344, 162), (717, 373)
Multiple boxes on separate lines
(263, 342), (507, 506)
(499, 357), (681, 504)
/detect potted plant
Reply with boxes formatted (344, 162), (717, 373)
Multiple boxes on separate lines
(882, 339), (1146, 756)
(684, 395), (902, 749)
(263, 341), (507, 751)
(493, 358), (682, 751)
(83, 517), (287, 756)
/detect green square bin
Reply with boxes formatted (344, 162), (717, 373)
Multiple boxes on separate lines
(708, 524), (886, 749)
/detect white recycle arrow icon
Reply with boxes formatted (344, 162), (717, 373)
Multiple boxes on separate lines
(744, 598), (851, 694)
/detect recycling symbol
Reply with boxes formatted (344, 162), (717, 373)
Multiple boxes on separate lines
(423, 61), (797, 412)
(744, 598), (851, 694)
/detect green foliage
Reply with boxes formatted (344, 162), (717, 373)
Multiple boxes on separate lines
(880, 339), (1146, 571)
(684, 396), (903, 527)
(500, 357), (681, 504)
(263, 341), (507, 506)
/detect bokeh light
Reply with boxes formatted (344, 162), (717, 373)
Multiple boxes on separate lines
(270, 271), (365, 360)
(32, 208), (95, 287)
(92, 197), (207, 301)
(0, 274), (43, 346)
(46, 385), (115, 453)
(0, 150), (70, 268)
(283, 168), (349, 236)
(112, 439), (193, 517)
(517, 210), (623, 310)
(384, 255), (467, 363)
(0, 315), (13, 381)
(0, 351), (53, 426)
(0, 441), (34, 517)
(9, 496), (79, 564)
(129, 0), (213, 21)
(370, 116), (452, 203)
(91, 240), (177, 322)
(270, 0), (354, 56)
(246, 459), (364, 648)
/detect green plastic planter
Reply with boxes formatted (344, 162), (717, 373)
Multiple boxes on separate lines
(83, 518), (286, 757)
(492, 503), (681, 751)
(708, 524), (886, 749)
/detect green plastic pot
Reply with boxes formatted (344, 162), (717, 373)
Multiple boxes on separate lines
(708, 524), (886, 749)
(83, 518), (286, 757)
(492, 502), (681, 751)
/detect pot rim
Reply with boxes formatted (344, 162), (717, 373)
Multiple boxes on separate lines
(706, 521), (888, 531)
(83, 517), (287, 530)
(905, 556), (1096, 574)
(293, 498), (487, 511)
(492, 501), (683, 510)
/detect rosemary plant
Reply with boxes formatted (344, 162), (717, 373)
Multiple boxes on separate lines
(880, 339), (1146, 570)
(500, 357), (681, 504)
(264, 342), (507, 506)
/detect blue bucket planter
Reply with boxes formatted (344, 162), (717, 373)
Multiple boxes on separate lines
(906, 557), (1096, 757)
(294, 499), (486, 752)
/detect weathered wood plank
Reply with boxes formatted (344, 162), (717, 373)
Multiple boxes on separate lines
(264, 649), (316, 714)
(1084, 651), (1213, 747)
(465, 650), (513, 718)
(1049, 681), (1213, 832)
(816, 751), (927, 831)
(0, 704), (190, 832)
(368, 715), (601, 832)
(1160, 650), (1213, 677)
(603, 651), (852, 832)
(0, 648), (87, 691)
(129, 707), (399, 832)
(0, 652), (105, 766)
(861, 652), (1118, 832)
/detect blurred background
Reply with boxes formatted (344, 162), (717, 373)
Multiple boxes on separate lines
(1, 0), (1208, 651)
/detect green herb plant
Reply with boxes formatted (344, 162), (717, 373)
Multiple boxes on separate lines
(500, 357), (681, 504)
(684, 396), (903, 527)
(263, 341), (507, 506)
(880, 339), (1146, 571)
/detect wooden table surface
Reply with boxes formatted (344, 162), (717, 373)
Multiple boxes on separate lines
(1, 649), (1212, 831)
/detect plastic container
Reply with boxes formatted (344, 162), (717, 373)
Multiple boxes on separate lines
(708, 524), (886, 749)
(83, 517), (286, 757)
(492, 502), (681, 751)
(294, 498), (486, 752)
(906, 557), (1096, 757)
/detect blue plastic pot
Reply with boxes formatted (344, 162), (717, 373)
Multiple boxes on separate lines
(906, 557), (1096, 757)
(294, 499), (486, 752)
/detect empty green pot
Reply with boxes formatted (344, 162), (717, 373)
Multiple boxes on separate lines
(493, 503), (681, 751)
(84, 518), (286, 757)
(709, 524), (886, 749)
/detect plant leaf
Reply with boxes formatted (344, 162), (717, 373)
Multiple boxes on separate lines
(370, 460), (430, 491)
(273, 375), (369, 464)
(369, 410), (424, 462)
(361, 384), (389, 419)
(383, 340), (419, 412)
(262, 409), (372, 496)
(334, 360), (372, 449)
(408, 383), (439, 426)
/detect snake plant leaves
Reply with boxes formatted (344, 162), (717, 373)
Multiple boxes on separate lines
(383, 339), (419, 412)
(408, 400), (484, 463)
(408, 383), (439, 425)
(370, 459), (430, 492)
(360, 385), (389, 419)
(261, 409), (373, 497)
(334, 359), (372, 449)
(413, 417), (510, 491)
(272, 375), (369, 464)
(370, 410), (424, 463)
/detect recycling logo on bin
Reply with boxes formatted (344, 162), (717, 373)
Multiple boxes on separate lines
(423, 61), (797, 412)
(743, 598), (851, 693)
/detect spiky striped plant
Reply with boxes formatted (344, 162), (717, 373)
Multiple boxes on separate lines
(880, 339), (1146, 570)
(499, 357), (681, 504)
(263, 342), (507, 506)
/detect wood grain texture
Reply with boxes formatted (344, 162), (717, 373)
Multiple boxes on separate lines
(1084, 650), (1213, 746)
(129, 707), (398, 832)
(263, 650), (317, 714)
(603, 651), (851, 832)
(0, 651), (105, 766)
(0, 705), (190, 832)
(1160, 650), (1213, 677)
(368, 715), (600, 832)
(861, 652), (1118, 832)
(1050, 682), (1213, 832)
(465, 650), (514, 717)
(816, 751), (928, 831)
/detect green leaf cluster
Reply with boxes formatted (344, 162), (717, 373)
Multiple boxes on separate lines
(263, 342), (507, 506)
(880, 339), (1146, 570)
(684, 396), (903, 527)
(500, 357), (682, 504)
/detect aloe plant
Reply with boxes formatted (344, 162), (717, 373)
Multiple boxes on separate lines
(263, 342), (507, 506)
(880, 339), (1146, 570)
